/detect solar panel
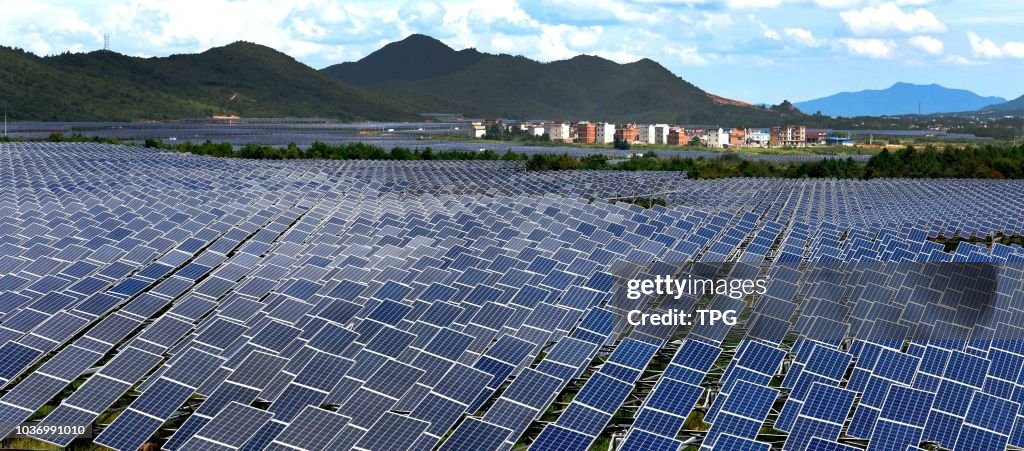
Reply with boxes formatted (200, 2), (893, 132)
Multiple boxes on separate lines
(186, 402), (274, 449)
(268, 405), (349, 450)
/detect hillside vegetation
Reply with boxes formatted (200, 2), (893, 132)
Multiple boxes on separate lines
(323, 34), (803, 125)
(0, 43), (417, 121)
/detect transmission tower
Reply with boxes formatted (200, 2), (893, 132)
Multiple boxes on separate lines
(104, 34), (110, 51)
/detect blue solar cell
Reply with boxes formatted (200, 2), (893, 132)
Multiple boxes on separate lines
(574, 373), (634, 413)
(868, 420), (923, 451)
(801, 383), (856, 424)
(965, 391), (1018, 436)
(716, 434), (771, 451)
(0, 342), (42, 381)
(643, 379), (702, 416)
(94, 410), (164, 451)
(619, 429), (682, 451)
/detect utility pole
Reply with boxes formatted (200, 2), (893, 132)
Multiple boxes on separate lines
(3, 100), (7, 138)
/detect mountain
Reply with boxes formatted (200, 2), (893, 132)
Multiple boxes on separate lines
(983, 94), (1024, 113)
(320, 34), (801, 124)
(0, 42), (416, 121)
(795, 83), (1006, 117)
(322, 34), (485, 85)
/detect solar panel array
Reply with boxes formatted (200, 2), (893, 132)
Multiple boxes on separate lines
(2, 142), (1024, 450)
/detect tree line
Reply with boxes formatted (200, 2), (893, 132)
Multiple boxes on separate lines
(145, 139), (527, 162)
(524, 144), (1024, 179)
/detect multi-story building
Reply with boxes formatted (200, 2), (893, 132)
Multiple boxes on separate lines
(729, 128), (746, 147)
(545, 121), (572, 143)
(653, 124), (670, 145)
(528, 125), (545, 137)
(746, 129), (770, 147)
(636, 124), (656, 144)
(667, 128), (690, 145)
(575, 122), (596, 144)
(595, 122), (616, 144)
(707, 128), (730, 148)
(615, 123), (640, 143)
(770, 125), (807, 147)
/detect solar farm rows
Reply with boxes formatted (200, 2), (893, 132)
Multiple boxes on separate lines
(1, 142), (1024, 450)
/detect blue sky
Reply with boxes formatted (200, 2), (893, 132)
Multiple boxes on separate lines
(3, 0), (1022, 104)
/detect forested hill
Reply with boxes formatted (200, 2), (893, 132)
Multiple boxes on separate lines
(320, 34), (804, 125)
(0, 42), (418, 121)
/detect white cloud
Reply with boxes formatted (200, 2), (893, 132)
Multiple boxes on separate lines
(535, 24), (604, 61)
(840, 2), (946, 35)
(699, 12), (733, 33)
(593, 48), (641, 64)
(0, 0), (100, 54)
(908, 35), (943, 55)
(665, 45), (710, 66)
(967, 32), (1024, 59)
(813, 0), (862, 8)
(726, 0), (783, 8)
(839, 38), (896, 58)
(490, 34), (517, 53)
(748, 14), (780, 40)
(943, 54), (985, 65)
(784, 28), (822, 47)
(544, 0), (665, 25)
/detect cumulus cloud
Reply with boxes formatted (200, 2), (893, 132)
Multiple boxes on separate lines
(784, 28), (822, 47)
(908, 35), (943, 55)
(840, 2), (946, 35)
(838, 38), (895, 58)
(967, 32), (1024, 59)
(535, 24), (603, 61)
(0, 0), (100, 55)
(665, 44), (710, 66)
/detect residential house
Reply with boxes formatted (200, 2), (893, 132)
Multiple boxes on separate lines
(545, 121), (572, 142)
(746, 129), (770, 147)
(770, 125), (806, 147)
(707, 128), (730, 148)
(636, 124), (656, 144)
(595, 122), (616, 144)
(729, 128), (746, 147)
(575, 122), (597, 144)
(615, 123), (640, 143)
(667, 127), (690, 145)
(470, 122), (487, 138)
(653, 124), (671, 145)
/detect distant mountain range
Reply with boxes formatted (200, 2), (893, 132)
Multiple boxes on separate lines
(983, 94), (1024, 113)
(320, 34), (798, 124)
(795, 83), (1007, 117)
